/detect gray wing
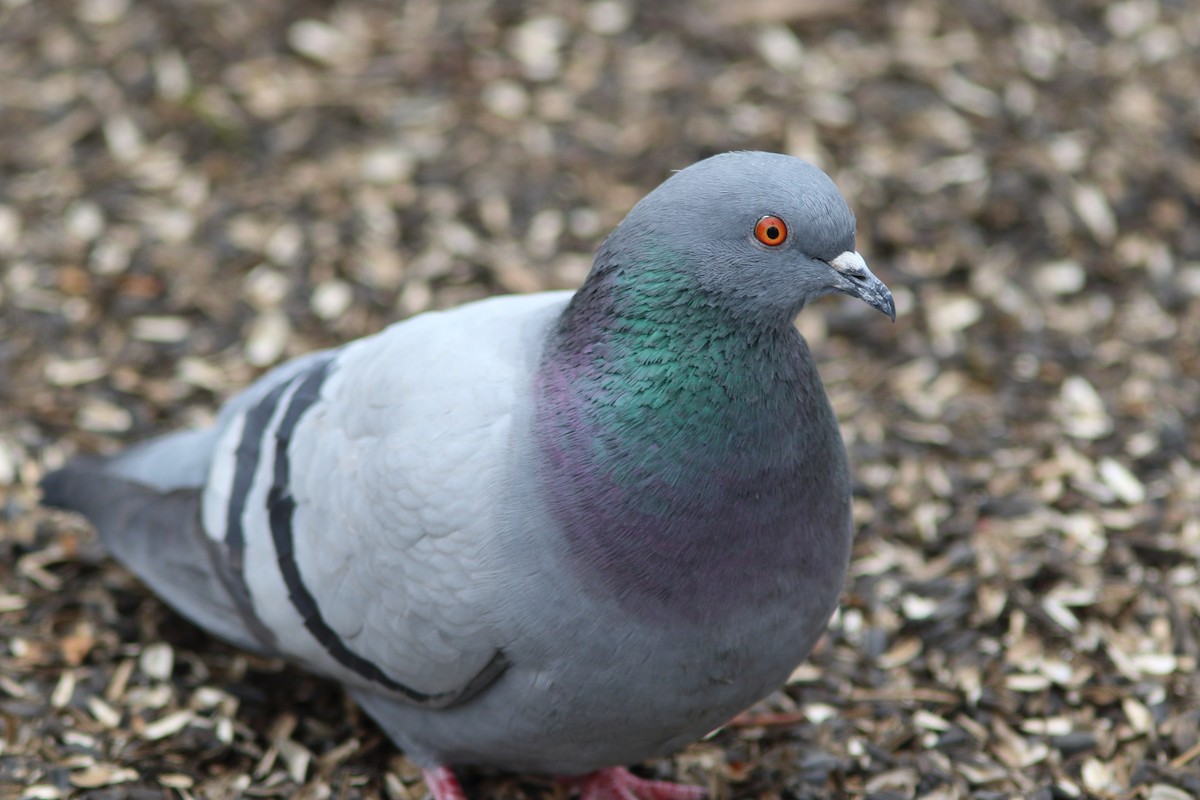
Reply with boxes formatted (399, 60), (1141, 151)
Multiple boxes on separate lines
(41, 349), (341, 655)
(44, 291), (570, 711)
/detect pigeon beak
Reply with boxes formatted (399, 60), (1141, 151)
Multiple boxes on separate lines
(827, 251), (896, 321)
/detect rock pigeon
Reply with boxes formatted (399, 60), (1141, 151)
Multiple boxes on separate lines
(41, 151), (894, 800)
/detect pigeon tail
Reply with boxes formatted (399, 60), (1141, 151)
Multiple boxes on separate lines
(41, 459), (273, 654)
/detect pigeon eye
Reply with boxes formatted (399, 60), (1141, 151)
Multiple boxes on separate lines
(754, 215), (788, 247)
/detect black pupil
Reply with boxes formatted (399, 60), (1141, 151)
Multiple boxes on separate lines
(766, 225), (779, 240)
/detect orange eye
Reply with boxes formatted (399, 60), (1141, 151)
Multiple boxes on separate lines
(754, 215), (788, 246)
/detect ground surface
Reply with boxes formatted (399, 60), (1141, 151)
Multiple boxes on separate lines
(2, 0), (1199, 798)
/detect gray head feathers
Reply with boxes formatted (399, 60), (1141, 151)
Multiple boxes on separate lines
(590, 151), (891, 323)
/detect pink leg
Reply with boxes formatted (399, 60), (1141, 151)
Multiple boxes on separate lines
(423, 766), (468, 800)
(574, 767), (706, 800)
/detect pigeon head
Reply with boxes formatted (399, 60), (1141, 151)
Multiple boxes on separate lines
(593, 151), (894, 325)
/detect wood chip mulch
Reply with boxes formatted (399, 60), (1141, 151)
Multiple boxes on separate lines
(1, 1), (1198, 798)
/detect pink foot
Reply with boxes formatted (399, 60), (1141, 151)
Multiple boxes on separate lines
(423, 766), (468, 800)
(573, 767), (706, 800)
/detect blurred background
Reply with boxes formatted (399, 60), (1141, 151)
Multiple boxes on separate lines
(1, 0), (1198, 798)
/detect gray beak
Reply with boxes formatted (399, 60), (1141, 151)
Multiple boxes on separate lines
(828, 251), (895, 321)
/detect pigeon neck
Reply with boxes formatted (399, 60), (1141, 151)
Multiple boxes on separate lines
(533, 265), (850, 625)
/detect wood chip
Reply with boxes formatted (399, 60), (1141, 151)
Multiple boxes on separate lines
(245, 310), (291, 367)
(141, 709), (195, 741)
(69, 764), (139, 788)
(76, 398), (133, 434)
(1005, 673), (1051, 692)
(1057, 376), (1113, 440)
(0, 593), (29, 613)
(21, 787), (65, 800)
(158, 773), (195, 790)
(1148, 786), (1194, 800)
(50, 670), (76, 708)
(131, 316), (192, 344)
(278, 738), (314, 784)
(87, 696), (122, 728)
(105, 658), (135, 702)
(139, 642), (175, 681)
(44, 357), (109, 387)
(1131, 652), (1177, 676)
(1072, 184), (1118, 244)
(877, 637), (923, 669)
(1097, 458), (1146, 505)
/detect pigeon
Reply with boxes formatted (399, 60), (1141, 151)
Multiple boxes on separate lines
(41, 151), (894, 800)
